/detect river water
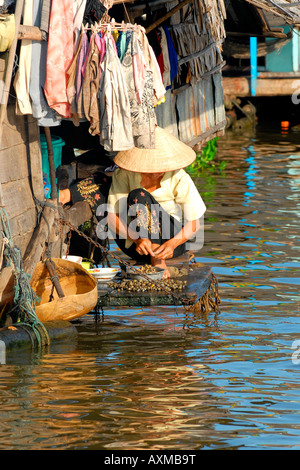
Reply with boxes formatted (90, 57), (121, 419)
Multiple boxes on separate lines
(0, 124), (299, 451)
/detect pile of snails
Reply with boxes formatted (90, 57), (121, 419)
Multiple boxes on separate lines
(108, 278), (187, 293)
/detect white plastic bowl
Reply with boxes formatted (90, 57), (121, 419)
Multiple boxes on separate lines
(62, 255), (83, 264)
(88, 267), (120, 281)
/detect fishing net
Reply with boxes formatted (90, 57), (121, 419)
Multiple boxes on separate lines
(0, 208), (50, 346)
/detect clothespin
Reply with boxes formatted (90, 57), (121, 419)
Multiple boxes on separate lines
(106, 22), (111, 38)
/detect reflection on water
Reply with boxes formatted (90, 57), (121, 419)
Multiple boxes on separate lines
(1, 125), (300, 450)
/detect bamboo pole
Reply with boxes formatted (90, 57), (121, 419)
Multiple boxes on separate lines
(0, 0), (25, 145)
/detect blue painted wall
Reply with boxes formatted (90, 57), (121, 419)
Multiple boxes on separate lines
(265, 26), (300, 73)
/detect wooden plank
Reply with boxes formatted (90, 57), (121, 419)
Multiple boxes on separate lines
(0, 182), (3, 206)
(0, 204), (36, 255)
(0, 179), (34, 220)
(0, 107), (26, 151)
(7, 207), (36, 240)
(0, 144), (28, 183)
(10, 230), (35, 256)
(0, 266), (14, 307)
(223, 76), (300, 97)
(226, 31), (288, 39)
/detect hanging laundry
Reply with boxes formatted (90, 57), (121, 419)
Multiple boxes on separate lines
(158, 27), (171, 88)
(44, 0), (74, 119)
(40, 0), (51, 40)
(75, 30), (89, 101)
(131, 33), (147, 105)
(116, 30), (130, 62)
(155, 30), (164, 80)
(0, 13), (15, 52)
(122, 32), (156, 149)
(97, 30), (107, 64)
(0, 0), (16, 14)
(29, 0), (61, 127)
(137, 30), (166, 106)
(73, 0), (87, 50)
(82, 33), (102, 135)
(66, 31), (84, 126)
(162, 26), (178, 90)
(99, 35), (134, 152)
(14, 0), (33, 115)
(83, 0), (106, 24)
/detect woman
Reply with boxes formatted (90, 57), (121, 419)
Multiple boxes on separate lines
(59, 126), (206, 278)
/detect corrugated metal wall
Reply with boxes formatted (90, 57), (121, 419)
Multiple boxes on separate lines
(155, 70), (226, 146)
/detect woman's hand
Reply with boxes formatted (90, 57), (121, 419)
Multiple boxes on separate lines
(153, 239), (177, 260)
(135, 238), (155, 257)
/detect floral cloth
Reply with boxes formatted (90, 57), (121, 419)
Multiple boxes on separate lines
(44, 0), (74, 118)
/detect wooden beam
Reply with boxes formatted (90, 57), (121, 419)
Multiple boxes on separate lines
(146, 0), (191, 33)
(227, 31), (288, 39)
(18, 24), (43, 41)
(129, 0), (180, 13)
(223, 75), (300, 97)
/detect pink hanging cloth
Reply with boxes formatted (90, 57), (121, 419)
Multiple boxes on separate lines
(44, 0), (74, 118)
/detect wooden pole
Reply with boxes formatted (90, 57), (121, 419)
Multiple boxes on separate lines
(0, 0), (25, 144)
(227, 31), (288, 39)
(44, 260), (65, 298)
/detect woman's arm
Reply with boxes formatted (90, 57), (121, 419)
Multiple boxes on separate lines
(59, 188), (71, 205)
(107, 212), (157, 257)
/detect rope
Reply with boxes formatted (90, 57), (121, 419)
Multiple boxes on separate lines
(57, 218), (221, 312)
(0, 208), (50, 347)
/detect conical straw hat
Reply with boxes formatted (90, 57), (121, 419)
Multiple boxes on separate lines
(114, 126), (196, 173)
